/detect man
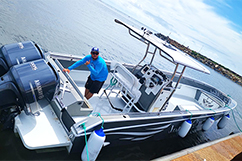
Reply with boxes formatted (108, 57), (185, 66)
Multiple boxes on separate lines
(63, 47), (108, 100)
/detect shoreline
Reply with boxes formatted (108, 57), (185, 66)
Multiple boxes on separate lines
(155, 33), (242, 86)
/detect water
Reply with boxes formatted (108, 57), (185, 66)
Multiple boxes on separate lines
(1, 0), (242, 160)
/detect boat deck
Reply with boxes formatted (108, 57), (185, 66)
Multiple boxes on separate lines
(168, 94), (203, 111)
(79, 86), (126, 114)
(70, 70), (205, 116)
(14, 101), (71, 150)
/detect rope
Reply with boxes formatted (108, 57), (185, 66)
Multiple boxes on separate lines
(185, 109), (193, 120)
(80, 123), (89, 161)
(103, 90), (123, 112)
(89, 112), (105, 129)
(110, 77), (118, 86)
(235, 108), (242, 119)
(80, 112), (105, 161)
(103, 76), (122, 112)
(204, 107), (216, 118)
(226, 105), (242, 132)
(105, 77), (117, 91)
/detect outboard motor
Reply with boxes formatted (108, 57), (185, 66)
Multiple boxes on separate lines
(0, 41), (43, 76)
(0, 59), (60, 115)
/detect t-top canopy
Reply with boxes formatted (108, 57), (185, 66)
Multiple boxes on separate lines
(115, 19), (210, 74)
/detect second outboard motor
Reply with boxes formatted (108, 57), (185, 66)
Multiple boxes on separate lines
(0, 59), (60, 115)
(0, 41), (44, 76)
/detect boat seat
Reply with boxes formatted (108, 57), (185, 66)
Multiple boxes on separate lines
(101, 62), (142, 112)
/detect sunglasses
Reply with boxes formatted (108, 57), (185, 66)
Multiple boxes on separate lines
(91, 52), (99, 55)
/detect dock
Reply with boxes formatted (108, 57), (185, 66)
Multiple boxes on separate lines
(153, 132), (242, 161)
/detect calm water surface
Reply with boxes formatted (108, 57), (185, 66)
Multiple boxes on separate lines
(0, 0), (242, 160)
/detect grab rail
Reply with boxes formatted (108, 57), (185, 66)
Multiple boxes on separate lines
(54, 58), (85, 100)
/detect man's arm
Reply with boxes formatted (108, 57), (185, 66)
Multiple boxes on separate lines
(87, 61), (103, 76)
(63, 56), (88, 73)
(63, 68), (70, 73)
(68, 58), (86, 70)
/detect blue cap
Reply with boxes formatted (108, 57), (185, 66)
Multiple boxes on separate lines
(95, 128), (105, 137)
(91, 47), (99, 53)
(186, 119), (192, 124)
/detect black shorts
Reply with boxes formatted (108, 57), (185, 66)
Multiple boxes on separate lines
(85, 76), (105, 94)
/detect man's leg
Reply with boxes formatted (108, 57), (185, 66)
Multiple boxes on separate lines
(84, 88), (93, 100)
(84, 76), (104, 100)
(85, 88), (89, 97)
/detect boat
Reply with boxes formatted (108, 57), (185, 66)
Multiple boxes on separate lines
(0, 19), (237, 158)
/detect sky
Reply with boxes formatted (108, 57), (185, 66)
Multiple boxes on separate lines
(102, 0), (242, 76)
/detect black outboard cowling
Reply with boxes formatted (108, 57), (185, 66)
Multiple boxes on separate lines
(0, 41), (43, 76)
(0, 59), (60, 115)
(0, 58), (8, 76)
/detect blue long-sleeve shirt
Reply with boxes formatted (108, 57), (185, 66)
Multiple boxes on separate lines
(68, 55), (108, 82)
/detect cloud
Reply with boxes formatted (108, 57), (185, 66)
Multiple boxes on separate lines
(103, 0), (242, 75)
